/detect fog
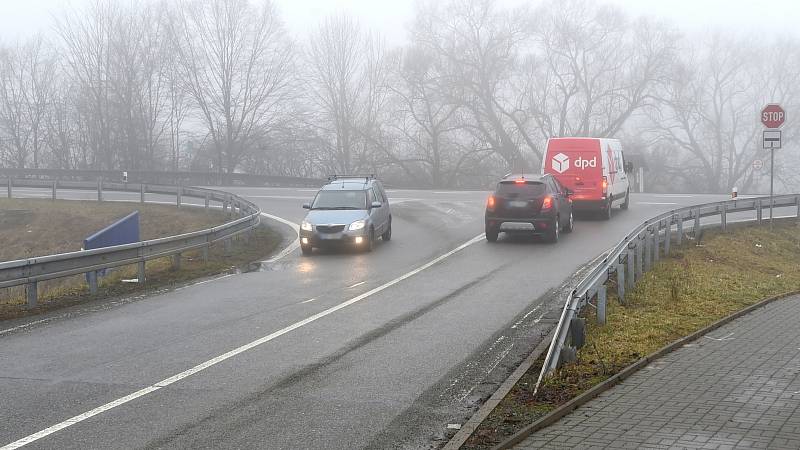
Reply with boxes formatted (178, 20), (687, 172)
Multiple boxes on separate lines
(1, 0), (798, 193)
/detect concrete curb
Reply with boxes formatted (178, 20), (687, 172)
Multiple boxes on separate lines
(491, 290), (800, 450)
(442, 328), (556, 450)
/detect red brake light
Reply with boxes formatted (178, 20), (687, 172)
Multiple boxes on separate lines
(487, 195), (496, 211)
(601, 177), (608, 192)
(542, 196), (553, 210)
(515, 179), (526, 184)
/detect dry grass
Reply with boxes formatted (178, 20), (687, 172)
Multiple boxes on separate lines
(464, 220), (800, 449)
(0, 198), (282, 320)
(0, 197), (229, 261)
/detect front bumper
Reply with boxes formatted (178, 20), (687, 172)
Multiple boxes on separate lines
(299, 228), (369, 247)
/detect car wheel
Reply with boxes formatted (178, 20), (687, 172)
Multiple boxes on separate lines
(300, 244), (312, 256)
(382, 219), (392, 241)
(365, 228), (375, 252)
(563, 210), (574, 233)
(621, 190), (630, 210)
(485, 226), (499, 243)
(548, 216), (560, 243)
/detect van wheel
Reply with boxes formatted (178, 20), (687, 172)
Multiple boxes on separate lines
(601, 201), (612, 220)
(563, 210), (574, 233)
(547, 217), (560, 243)
(621, 190), (630, 210)
(486, 226), (499, 243)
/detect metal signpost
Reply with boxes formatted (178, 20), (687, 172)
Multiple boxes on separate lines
(761, 103), (785, 227)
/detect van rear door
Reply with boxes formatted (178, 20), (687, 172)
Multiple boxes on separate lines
(543, 139), (604, 201)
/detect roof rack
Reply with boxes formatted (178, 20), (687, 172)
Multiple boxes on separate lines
(327, 174), (377, 182)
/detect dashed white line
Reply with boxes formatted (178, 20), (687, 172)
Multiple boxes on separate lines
(347, 281), (366, 289)
(0, 233), (484, 450)
(0, 319), (50, 336)
(300, 298), (317, 304)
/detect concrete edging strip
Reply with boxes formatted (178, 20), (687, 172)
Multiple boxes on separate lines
(491, 290), (800, 450)
(443, 329), (557, 450)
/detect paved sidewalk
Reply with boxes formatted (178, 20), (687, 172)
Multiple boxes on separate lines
(516, 295), (800, 450)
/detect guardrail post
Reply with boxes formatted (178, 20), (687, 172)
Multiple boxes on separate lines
(88, 271), (99, 294)
(97, 179), (103, 202)
(172, 253), (182, 270)
(177, 186), (182, 208)
(644, 230), (652, 272)
(7, 177), (11, 198)
(204, 194), (210, 210)
(664, 219), (671, 256)
(202, 245), (210, 263)
(224, 238), (232, 256)
(597, 286), (607, 325)
(721, 204), (727, 232)
(616, 265), (625, 302)
(26, 282), (37, 309)
(653, 225), (660, 262)
(635, 240), (643, 281)
(676, 215), (683, 246)
(626, 250), (635, 289)
(796, 195), (800, 221)
(223, 198), (229, 214)
(693, 209), (701, 238)
(51, 180), (57, 201)
(138, 261), (146, 283)
(140, 184), (145, 203)
(757, 199), (763, 224)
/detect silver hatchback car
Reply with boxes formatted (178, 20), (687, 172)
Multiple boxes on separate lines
(299, 175), (392, 255)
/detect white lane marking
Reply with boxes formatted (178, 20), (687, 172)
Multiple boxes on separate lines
(174, 274), (235, 292)
(300, 298), (317, 304)
(260, 212), (300, 264)
(1, 233), (484, 449)
(0, 319), (49, 336)
(347, 281), (366, 289)
(636, 202), (678, 206)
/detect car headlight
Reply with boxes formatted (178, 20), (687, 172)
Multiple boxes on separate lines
(301, 221), (313, 231)
(349, 220), (366, 231)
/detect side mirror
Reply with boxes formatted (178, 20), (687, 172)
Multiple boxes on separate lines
(302, 203), (311, 210)
(624, 162), (634, 173)
(371, 201), (383, 209)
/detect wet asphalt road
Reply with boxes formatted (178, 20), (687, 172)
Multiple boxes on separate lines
(1, 188), (775, 449)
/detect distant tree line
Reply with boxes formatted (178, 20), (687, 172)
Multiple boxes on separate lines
(0, 0), (798, 192)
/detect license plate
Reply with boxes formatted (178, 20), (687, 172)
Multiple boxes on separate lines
(508, 200), (527, 208)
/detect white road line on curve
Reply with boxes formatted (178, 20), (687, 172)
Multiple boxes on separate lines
(300, 298), (317, 304)
(0, 319), (50, 336)
(347, 281), (366, 289)
(260, 212), (300, 263)
(0, 232), (485, 450)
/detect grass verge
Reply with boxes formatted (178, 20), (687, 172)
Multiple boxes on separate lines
(1, 198), (282, 321)
(463, 219), (800, 449)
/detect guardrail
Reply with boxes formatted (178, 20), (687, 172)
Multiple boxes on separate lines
(0, 178), (262, 309)
(535, 193), (800, 393)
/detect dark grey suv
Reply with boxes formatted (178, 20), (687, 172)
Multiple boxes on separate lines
(299, 175), (392, 255)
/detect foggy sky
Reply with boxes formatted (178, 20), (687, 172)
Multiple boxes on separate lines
(1, 0), (799, 44)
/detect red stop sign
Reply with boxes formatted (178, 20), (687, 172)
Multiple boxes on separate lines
(761, 104), (785, 129)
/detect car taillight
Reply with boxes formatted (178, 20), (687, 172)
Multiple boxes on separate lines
(487, 195), (496, 211)
(602, 177), (608, 193)
(542, 196), (553, 210)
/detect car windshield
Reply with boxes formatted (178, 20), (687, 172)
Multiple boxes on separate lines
(496, 181), (546, 199)
(311, 190), (367, 210)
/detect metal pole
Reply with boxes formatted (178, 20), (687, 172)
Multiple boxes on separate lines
(644, 231), (652, 272)
(617, 265), (625, 302)
(635, 240), (643, 281)
(177, 186), (182, 208)
(97, 179), (103, 202)
(626, 250), (635, 289)
(653, 227), (660, 262)
(597, 286), (607, 325)
(51, 180), (57, 201)
(721, 203), (727, 232)
(7, 177), (11, 198)
(26, 282), (37, 309)
(770, 148), (775, 229)
(676, 214), (683, 246)
(140, 184), (145, 203)
(757, 199), (763, 224)
(664, 220), (671, 256)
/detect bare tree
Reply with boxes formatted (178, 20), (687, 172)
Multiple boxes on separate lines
(171, 0), (295, 174)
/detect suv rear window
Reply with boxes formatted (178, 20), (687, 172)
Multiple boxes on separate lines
(496, 181), (546, 199)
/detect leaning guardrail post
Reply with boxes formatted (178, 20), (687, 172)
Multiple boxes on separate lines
(721, 203), (727, 232)
(26, 282), (37, 308)
(138, 261), (146, 283)
(597, 285), (607, 325)
(693, 209), (701, 238)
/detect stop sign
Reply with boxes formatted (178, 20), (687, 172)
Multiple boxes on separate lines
(761, 104), (785, 129)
